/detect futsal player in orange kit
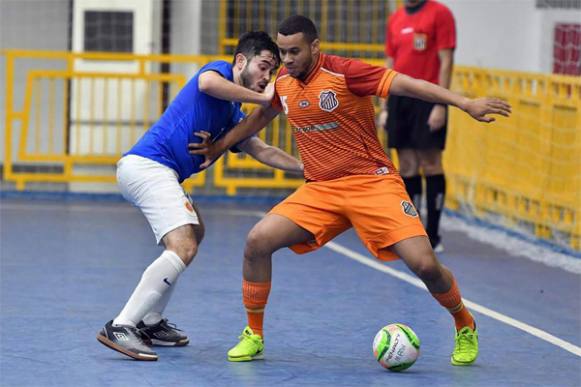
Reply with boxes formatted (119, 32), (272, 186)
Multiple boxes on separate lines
(190, 15), (511, 366)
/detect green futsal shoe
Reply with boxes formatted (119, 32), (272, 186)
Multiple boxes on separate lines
(451, 325), (479, 366)
(227, 326), (264, 362)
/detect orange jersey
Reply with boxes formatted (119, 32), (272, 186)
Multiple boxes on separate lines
(272, 53), (398, 181)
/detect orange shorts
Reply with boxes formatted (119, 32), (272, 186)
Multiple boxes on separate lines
(270, 174), (427, 261)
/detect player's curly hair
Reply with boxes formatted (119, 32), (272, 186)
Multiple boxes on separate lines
(278, 15), (319, 43)
(233, 31), (281, 68)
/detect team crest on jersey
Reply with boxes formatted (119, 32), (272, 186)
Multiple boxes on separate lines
(318, 90), (339, 112)
(413, 33), (427, 51)
(401, 200), (418, 217)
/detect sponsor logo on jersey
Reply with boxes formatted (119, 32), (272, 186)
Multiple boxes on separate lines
(413, 33), (427, 51)
(292, 121), (339, 134)
(299, 100), (310, 108)
(319, 90), (339, 112)
(401, 200), (418, 217)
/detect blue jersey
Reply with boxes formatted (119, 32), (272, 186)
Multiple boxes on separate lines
(126, 61), (245, 182)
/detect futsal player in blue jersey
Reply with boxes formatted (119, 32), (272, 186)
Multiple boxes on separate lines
(96, 32), (303, 361)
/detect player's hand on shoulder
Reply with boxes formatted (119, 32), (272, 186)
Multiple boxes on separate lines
(259, 83), (275, 108)
(465, 97), (511, 123)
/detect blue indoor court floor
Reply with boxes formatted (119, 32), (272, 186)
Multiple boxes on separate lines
(1, 197), (580, 387)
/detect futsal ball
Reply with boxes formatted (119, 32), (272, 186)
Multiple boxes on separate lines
(372, 323), (420, 372)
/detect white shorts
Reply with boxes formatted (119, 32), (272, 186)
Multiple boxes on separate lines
(117, 155), (200, 244)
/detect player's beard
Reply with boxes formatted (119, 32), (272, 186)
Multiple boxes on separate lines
(240, 64), (254, 90)
(295, 55), (313, 81)
(405, 0), (425, 7)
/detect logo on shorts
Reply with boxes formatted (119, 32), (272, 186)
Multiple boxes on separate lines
(375, 167), (389, 175)
(401, 200), (418, 217)
(184, 201), (194, 213)
(319, 90), (339, 112)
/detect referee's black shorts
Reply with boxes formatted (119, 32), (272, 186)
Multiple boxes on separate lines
(385, 95), (448, 150)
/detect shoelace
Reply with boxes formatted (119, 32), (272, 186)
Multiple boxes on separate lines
(159, 319), (183, 332)
(455, 332), (475, 354)
(239, 331), (261, 343)
(239, 331), (252, 341)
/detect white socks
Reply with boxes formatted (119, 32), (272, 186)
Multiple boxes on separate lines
(113, 250), (186, 327)
(142, 279), (176, 326)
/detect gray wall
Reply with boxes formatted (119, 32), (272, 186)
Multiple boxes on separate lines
(1, 0), (70, 169)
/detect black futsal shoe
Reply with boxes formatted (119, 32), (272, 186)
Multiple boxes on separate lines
(137, 318), (190, 347)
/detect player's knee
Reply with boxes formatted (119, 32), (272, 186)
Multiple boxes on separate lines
(166, 239), (198, 266)
(398, 158), (419, 177)
(177, 242), (198, 266)
(419, 155), (443, 175)
(420, 161), (443, 175)
(193, 224), (205, 245)
(245, 227), (271, 259)
(411, 259), (441, 282)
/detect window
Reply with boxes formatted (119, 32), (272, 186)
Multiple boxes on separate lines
(84, 11), (133, 52)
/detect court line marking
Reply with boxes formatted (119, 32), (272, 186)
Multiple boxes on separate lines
(4, 203), (580, 356)
(326, 241), (581, 358)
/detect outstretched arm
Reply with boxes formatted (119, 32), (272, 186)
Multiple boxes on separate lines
(389, 73), (511, 123)
(188, 105), (281, 169)
(238, 137), (303, 174)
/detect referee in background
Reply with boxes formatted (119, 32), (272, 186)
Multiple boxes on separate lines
(382, 0), (456, 252)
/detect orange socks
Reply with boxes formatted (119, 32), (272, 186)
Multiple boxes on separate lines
(242, 280), (271, 337)
(431, 276), (475, 330)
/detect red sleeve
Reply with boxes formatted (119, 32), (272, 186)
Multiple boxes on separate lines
(269, 68), (287, 111)
(271, 87), (282, 110)
(343, 59), (398, 98)
(435, 4), (456, 50)
(385, 15), (395, 57)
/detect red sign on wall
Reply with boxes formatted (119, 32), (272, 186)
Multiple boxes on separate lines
(553, 23), (581, 75)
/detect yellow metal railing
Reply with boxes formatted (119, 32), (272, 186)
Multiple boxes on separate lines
(2, 50), (306, 193)
(218, 0), (393, 58)
(3, 50), (209, 190)
(3, 49), (580, 251)
(445, 67), (581, 250)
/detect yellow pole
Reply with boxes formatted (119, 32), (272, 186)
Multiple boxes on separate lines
(219, 0), (227, 54)
(34, 79), (41, 153)
(321, 0), (328, 42)
(116, 78), (122, 154)
(48, 77), (55, 154)
(4, 52), (14, 180)
(103, 78), (109, 154)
